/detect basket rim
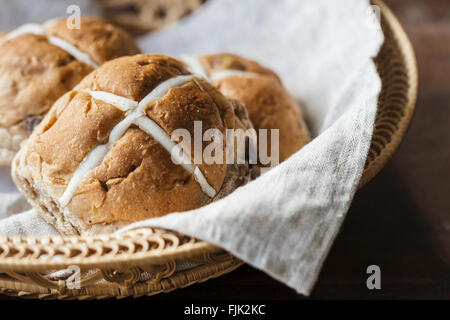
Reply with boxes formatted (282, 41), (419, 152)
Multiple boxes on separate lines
(359, 0), (418, 187)
(0, 0), (418, 271)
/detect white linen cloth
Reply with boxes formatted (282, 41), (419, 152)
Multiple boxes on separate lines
(0, 0), (383, 295)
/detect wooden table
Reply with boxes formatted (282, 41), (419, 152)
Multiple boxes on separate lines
(145, 0), (450, 300)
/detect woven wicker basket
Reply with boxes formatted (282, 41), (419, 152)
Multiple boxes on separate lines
(0, 0), (417, 299)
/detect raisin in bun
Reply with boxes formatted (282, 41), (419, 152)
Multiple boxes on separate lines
(100, 0), (206, 36)
(12, 54), (255, 235)
(181, 53), (310, 163)
(0, 17), (140, 166)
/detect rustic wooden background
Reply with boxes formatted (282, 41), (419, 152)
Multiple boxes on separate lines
(144, 0), (450, 300)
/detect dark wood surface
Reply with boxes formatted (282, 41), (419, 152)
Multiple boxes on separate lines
(0, 0), (448, 301)
(144, 0), (450, 300)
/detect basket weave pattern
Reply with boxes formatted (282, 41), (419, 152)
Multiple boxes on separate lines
(0, 0), (417, 299)
(359, 0), (418, 187)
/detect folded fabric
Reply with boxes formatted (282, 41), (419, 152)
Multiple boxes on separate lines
(0, 209), (58, 236)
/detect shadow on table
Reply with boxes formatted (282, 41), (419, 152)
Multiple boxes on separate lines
(312, 162), (450, 299)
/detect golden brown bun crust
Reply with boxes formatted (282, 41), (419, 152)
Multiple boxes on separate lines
(46, 17), (140, 65)
(0, 34), (93, 128)
(13, 54), (249, 233)
(201, 53), (280, 81)
(200, 53), (310, 162)
(0, 17), (140, 165)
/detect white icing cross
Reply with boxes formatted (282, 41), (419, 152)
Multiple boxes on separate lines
(2, 21), (98, 68)
(59, 75), (217, 208)
(179, 54), (259, 83)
